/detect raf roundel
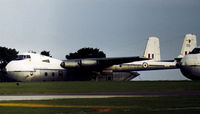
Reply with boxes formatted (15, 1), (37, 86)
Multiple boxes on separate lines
(142, 62), (148, 68)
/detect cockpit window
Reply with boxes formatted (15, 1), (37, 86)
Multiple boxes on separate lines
(189, 48), (200, 54)
(15, 55), (31, 60)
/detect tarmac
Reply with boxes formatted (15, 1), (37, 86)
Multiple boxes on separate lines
(0, 90), (200, 101)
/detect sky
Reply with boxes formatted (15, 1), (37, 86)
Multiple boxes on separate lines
(0, 0), (200, 80)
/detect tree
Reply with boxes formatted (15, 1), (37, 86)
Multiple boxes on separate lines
(66, 47), (106, 59)
(41, 51), (52, 57)
(0, 46), (18, 69)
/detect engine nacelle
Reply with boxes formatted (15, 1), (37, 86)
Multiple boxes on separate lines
(81, 59), (98, 66)
(60, 59), (98, 68)
(61, 60), (80, 68)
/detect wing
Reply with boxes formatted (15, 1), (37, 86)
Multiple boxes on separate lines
(60, 56), (148, 70)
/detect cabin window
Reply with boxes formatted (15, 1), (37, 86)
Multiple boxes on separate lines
(45, 72), (48, 76)
(42, 59), (50, 63)
(27, 55), (31, 58)
(16, 55), (31, 60)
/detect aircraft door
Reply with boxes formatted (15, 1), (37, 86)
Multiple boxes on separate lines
(58, 70), (64, 80)
(32, 70), (41, 81)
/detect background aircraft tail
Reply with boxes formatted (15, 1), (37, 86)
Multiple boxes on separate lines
(178, 34), (197, 58)
(143, 37), (160, 61)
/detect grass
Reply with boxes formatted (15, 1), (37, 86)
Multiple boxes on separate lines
(0, 81), (200, 94)
(0, 81), (200, 113)
(0, 96), (200, 114)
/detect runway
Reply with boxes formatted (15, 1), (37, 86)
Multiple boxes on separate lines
(0, 90), (199, 101)
(0, 95), (134, 101)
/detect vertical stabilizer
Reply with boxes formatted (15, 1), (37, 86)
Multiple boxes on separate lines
(178, 34), (197, 58)
(144, 37), (160, 61)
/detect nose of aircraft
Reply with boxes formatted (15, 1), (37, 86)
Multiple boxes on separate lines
(5, 61), (16, 72)
(6, 60), (34, 72)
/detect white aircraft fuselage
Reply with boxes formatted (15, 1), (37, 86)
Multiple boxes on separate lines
(6, 53), (67, 81)
(106, 60), (177, 72)
(5, 53), (177, 82)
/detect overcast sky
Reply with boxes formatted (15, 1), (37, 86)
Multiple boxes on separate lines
(0, 0), (200, 80)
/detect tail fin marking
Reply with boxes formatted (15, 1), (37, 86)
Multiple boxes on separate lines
(143, 37), (160, 61)
(178, 34), (197, 58)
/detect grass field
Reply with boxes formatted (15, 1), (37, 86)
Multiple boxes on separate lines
(0, 81), (200, 94)
(0, 81), (200, 114)
(0, 96), (200, 114)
